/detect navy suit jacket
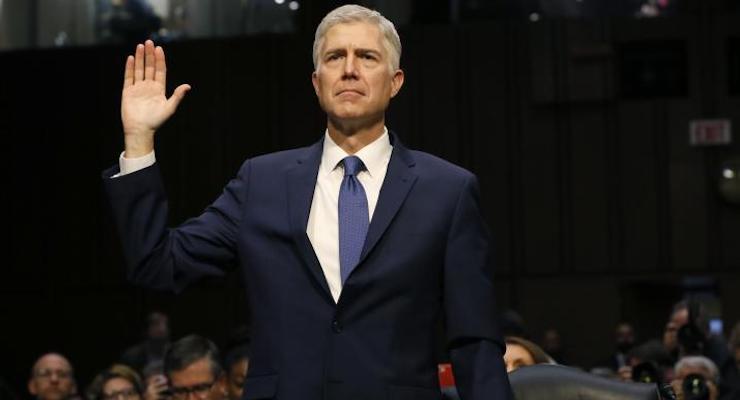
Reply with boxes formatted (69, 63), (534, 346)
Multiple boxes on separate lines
(103, 133), (512, 400)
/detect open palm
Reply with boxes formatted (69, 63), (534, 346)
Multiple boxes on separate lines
(121, 40), (190, 155)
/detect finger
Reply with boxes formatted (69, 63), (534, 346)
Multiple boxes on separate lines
(123, 55), (134, 89)
(154, 46), (167, 86)
(144, 40), (156, 80)
(134, 43), (145, 82)
(165, 84), (191, 115)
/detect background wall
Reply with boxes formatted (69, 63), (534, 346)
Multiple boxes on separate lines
(1, 12), (739, 395)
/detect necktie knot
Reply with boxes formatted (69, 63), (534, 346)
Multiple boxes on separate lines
(342, 156), (365, 177)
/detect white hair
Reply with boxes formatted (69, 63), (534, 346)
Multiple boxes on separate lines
(312, 4), (402, 71)
(675, 356), (719, 384)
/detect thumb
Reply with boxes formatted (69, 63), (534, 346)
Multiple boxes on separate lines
(166, 84), (191, 114)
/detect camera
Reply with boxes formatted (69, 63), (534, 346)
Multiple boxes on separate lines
(631, 362), (677, 400)
(632, 361), (661, 384)
(682, 373), (710, 400)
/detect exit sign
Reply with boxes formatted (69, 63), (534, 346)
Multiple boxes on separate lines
(690, 119), (732, 146)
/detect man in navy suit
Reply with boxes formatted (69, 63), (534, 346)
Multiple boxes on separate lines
(103, 5), (512, 400)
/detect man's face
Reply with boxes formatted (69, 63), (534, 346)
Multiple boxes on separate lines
(225, 358), (248, 400)
(543, 329), (561, 352)
(671, 308), (689, 328)
(664, 321), (679, 351)
(311, 21), (404, 129)
(616, 323), (635, 352)
(169, 358), (223, 400)
(28, 354), (76, 400)
(147, 312), (170, 340)
(664, 308), (689, 352)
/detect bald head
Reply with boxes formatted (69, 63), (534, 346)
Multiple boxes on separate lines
(28, 353), (76, 400)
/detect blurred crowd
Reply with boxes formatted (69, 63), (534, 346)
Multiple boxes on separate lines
(501, 300), (740, 400)
(1, 312), (249, 400)
(3, 300), (740, 400)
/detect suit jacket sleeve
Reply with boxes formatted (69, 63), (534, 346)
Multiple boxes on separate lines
(102, 160), (249, 292)
(444, 174), (513, 400)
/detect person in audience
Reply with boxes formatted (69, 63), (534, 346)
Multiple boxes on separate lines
(671, 356), (719, 400)
(542, 328), (567, 364)
(141, 361), (169, 400)
(222, 345), (249, 400)
(729, 321), (740, 373)
(28, 353), (77, 400)
(503, 336), (552, 373)
(164, 335), (225, 400)
(614, 323), (637, 369)
(87, 364), (145, 400)
(622, 339), (674, 383)
(121, 311), (171, 374)
(594, 322), (637, 375)
(663, 300), (740, 398)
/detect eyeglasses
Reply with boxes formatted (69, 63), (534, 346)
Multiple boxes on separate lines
(102, 388), (140, 400)
(33, 369), (72, 380)
(170, 382), (215, 400)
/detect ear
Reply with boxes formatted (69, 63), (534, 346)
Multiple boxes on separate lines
(28, 379), (37, 396)
(390, 69), (405, 98)
(216, 373), (228, 397)
(311, 70), (320, 97)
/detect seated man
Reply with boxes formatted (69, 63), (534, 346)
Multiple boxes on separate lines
(164, 335), (225, 400)
(27, 353), (77, 400)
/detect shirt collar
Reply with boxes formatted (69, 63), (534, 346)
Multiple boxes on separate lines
(320, 127), (392, 178)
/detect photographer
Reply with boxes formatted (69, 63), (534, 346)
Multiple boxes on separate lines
(670, 356), (719, 400)
(664, 300), (740, 400)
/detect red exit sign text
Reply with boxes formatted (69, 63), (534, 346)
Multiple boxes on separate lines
(690, 119), (732, 146)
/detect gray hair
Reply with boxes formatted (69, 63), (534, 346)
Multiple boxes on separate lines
(675, 356), (719, 384)
(312, 4), (402, 71)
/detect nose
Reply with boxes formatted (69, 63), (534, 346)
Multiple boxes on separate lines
(342, 53), (359, 79)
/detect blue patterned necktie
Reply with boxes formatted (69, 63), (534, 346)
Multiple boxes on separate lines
(338, 156), (369, 285)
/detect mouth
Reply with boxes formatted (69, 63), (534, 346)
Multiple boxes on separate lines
(336, 89), (365, 96)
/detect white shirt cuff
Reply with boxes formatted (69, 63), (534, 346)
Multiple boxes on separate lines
(113, 150), (156, 177)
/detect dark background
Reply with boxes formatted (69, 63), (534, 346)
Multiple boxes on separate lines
(1, 0), (740, 397)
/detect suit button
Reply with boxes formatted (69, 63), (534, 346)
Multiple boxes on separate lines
(332, 320), (343, 333)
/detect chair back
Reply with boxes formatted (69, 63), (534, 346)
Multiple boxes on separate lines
(509, 364), (660, 400)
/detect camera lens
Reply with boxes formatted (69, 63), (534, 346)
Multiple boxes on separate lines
(682, 373), (710, 400)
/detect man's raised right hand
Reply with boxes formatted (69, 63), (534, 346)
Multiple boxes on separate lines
(121, 40), (191, 158)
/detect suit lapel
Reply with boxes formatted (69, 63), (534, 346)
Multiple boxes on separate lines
(286, 138), (334, 302)
(359, 133), (418, 263)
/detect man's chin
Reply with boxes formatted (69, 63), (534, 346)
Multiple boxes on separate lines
(41, 389), (68, 400)
(328, 108), (366, 120)
(328, 113), (385, 131)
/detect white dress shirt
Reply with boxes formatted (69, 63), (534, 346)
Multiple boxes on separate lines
(306, 129), (392, 302)
(116, 128), (393, 303)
